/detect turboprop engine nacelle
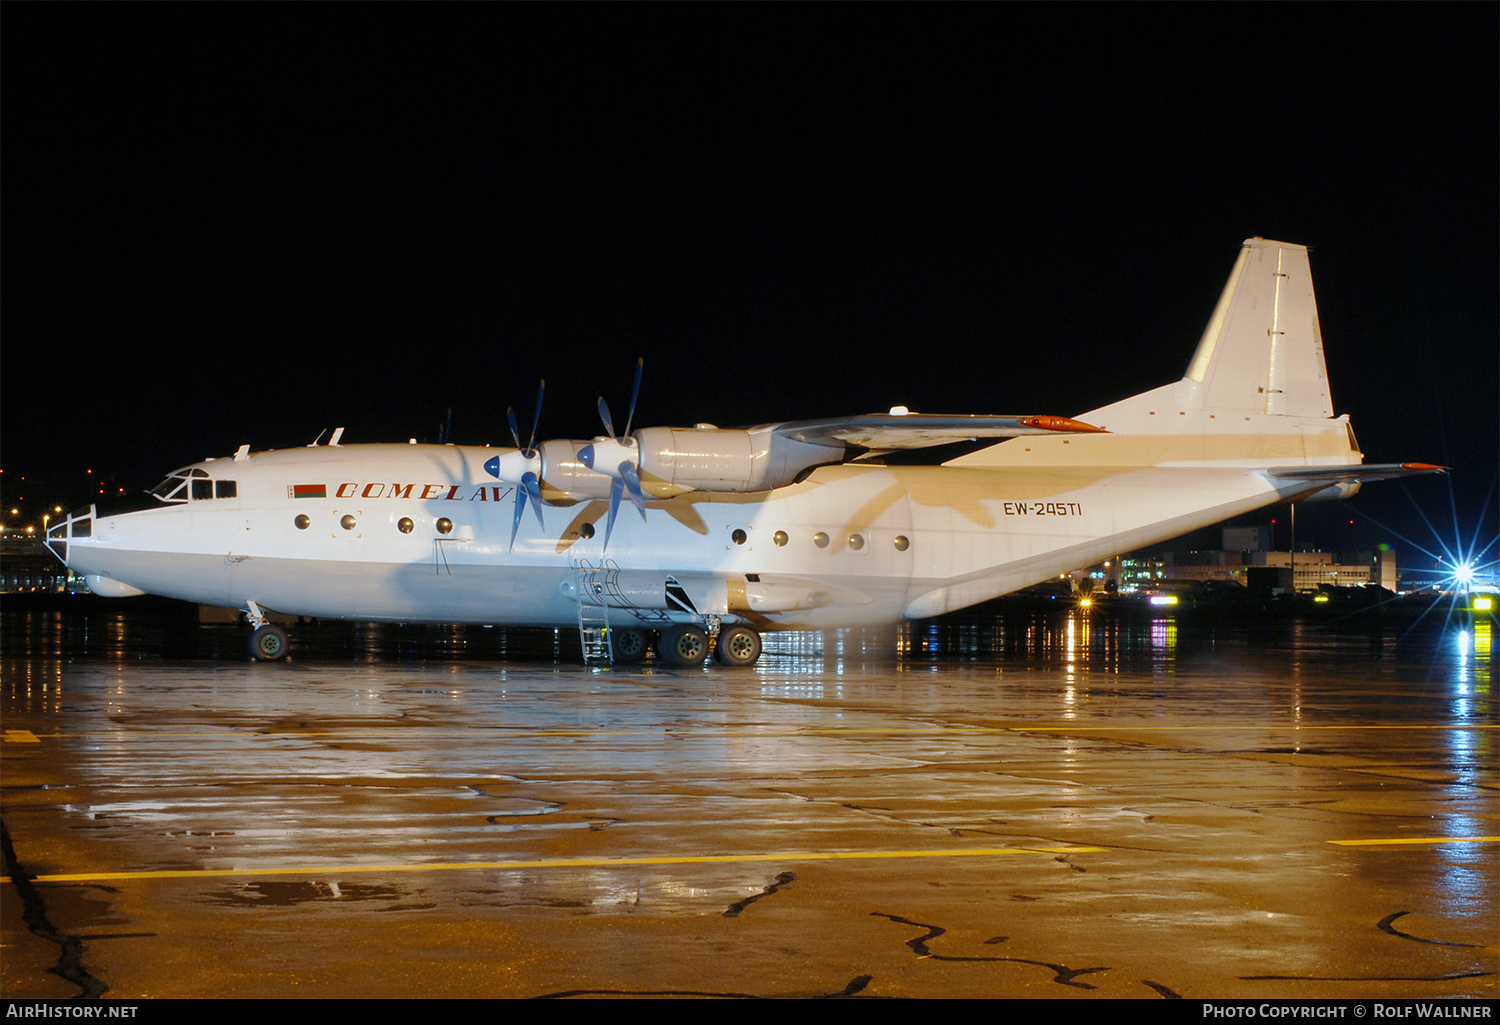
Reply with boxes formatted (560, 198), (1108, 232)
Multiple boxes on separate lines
(486, 427), (846, 501)
(632, 426), (845, 494)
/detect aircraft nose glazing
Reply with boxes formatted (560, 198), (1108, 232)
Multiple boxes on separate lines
(43, 506), (94, 567)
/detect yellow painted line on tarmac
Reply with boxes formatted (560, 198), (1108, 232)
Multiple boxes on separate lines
(1329, 836), (1500, 847)
(2, 730), (40, 743)
(0, 845), (1106, 885)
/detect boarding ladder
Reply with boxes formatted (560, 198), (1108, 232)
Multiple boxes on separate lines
(572, 560), (614, 664)
(571, 559), (679, 664)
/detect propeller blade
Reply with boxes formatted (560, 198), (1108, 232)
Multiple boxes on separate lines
(597, 359), (644, 443)
(509, 471), (546, 551)
(526, 381), (544, 455)
(523, 472), (545, 529)
(507, 379), (545, 457)
(509, 481), (528, 551)
(602, 477), (624, 551)
(622, 358), (643, 439)
(597, 396), (616, 441)
(507, 408), (523, 452)
(619, 460), (648, 519)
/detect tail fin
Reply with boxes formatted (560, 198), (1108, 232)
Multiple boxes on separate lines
(1082, 237), (1335, 430)
(1181, 238), (1332, 419)
(951, 238), (1358, 469)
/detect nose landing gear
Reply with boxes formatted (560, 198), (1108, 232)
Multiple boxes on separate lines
(245, 600), (290, 661)
(249, 624), (290, 661)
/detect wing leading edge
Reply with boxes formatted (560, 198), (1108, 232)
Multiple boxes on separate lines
(772, 413), (1106, 453)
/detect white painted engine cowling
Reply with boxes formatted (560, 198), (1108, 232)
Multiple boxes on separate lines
(634, 426), (842, 493)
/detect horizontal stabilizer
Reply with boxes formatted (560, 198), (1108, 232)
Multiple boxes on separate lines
(773, 413), (1106, 452)
(1265, 462), (1446, 483)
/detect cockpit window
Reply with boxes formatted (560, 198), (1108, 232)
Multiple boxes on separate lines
(151, 475), (188, 503)
(149, 467), (237, 503)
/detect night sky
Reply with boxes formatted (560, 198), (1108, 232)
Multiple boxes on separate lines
(4, 6), (1495, 576)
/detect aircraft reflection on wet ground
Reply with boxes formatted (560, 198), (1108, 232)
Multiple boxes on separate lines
(0, 597), (1488, 702)
(1, 597), (1492, 689)
(2, 598), (1495, 999)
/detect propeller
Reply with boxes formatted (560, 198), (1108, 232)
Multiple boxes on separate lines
(486, 365), (650, 552)
(485, 381), (547, 551)
(580, 359), (649, 549)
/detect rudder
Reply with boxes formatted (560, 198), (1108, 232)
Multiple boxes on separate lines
(1182, 237), (1333, 419)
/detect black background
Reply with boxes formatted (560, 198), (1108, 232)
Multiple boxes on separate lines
(4, 5), (1495, 574)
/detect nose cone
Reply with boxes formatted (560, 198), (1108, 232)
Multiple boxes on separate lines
(578, 437), (634, 478)
(487, 449), (541, 483)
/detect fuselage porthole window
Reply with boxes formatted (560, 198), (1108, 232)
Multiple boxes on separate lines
(295, 514), (311, 530)
(340, 514), (357, 531)
(813, 532), (830, 548)
(397, 517), (414, 534)
(773, 530), (788, 547)
(893, 535), (910, 551)
(436, 518), (454, 535)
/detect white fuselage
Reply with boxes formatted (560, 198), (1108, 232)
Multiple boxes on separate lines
(54, 440), (1306, 631)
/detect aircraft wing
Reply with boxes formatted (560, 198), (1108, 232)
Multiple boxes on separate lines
(771, 413), (1106, 452)
(1264, 463), (1447, 483)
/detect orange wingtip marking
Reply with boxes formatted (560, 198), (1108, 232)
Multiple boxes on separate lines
(1400, 463), (1448, 472)
(1019, 416), (1108, 433)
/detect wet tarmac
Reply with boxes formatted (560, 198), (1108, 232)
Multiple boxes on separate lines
(2, 605), (1495, 999)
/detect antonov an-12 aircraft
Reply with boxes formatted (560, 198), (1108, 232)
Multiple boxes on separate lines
(46, 239), (1440, 666)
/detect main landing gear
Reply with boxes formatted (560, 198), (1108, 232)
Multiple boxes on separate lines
(658, 624), (710, 666)
(650, 623), (763, 667)
(608, 627), (651, 664)
(713, 625), (762, 667)
(245, 600), (290, 661)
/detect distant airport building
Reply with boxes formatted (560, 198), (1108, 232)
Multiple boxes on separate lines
(0, 538), (84, 593)
(1076, 529), (1398, 595)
